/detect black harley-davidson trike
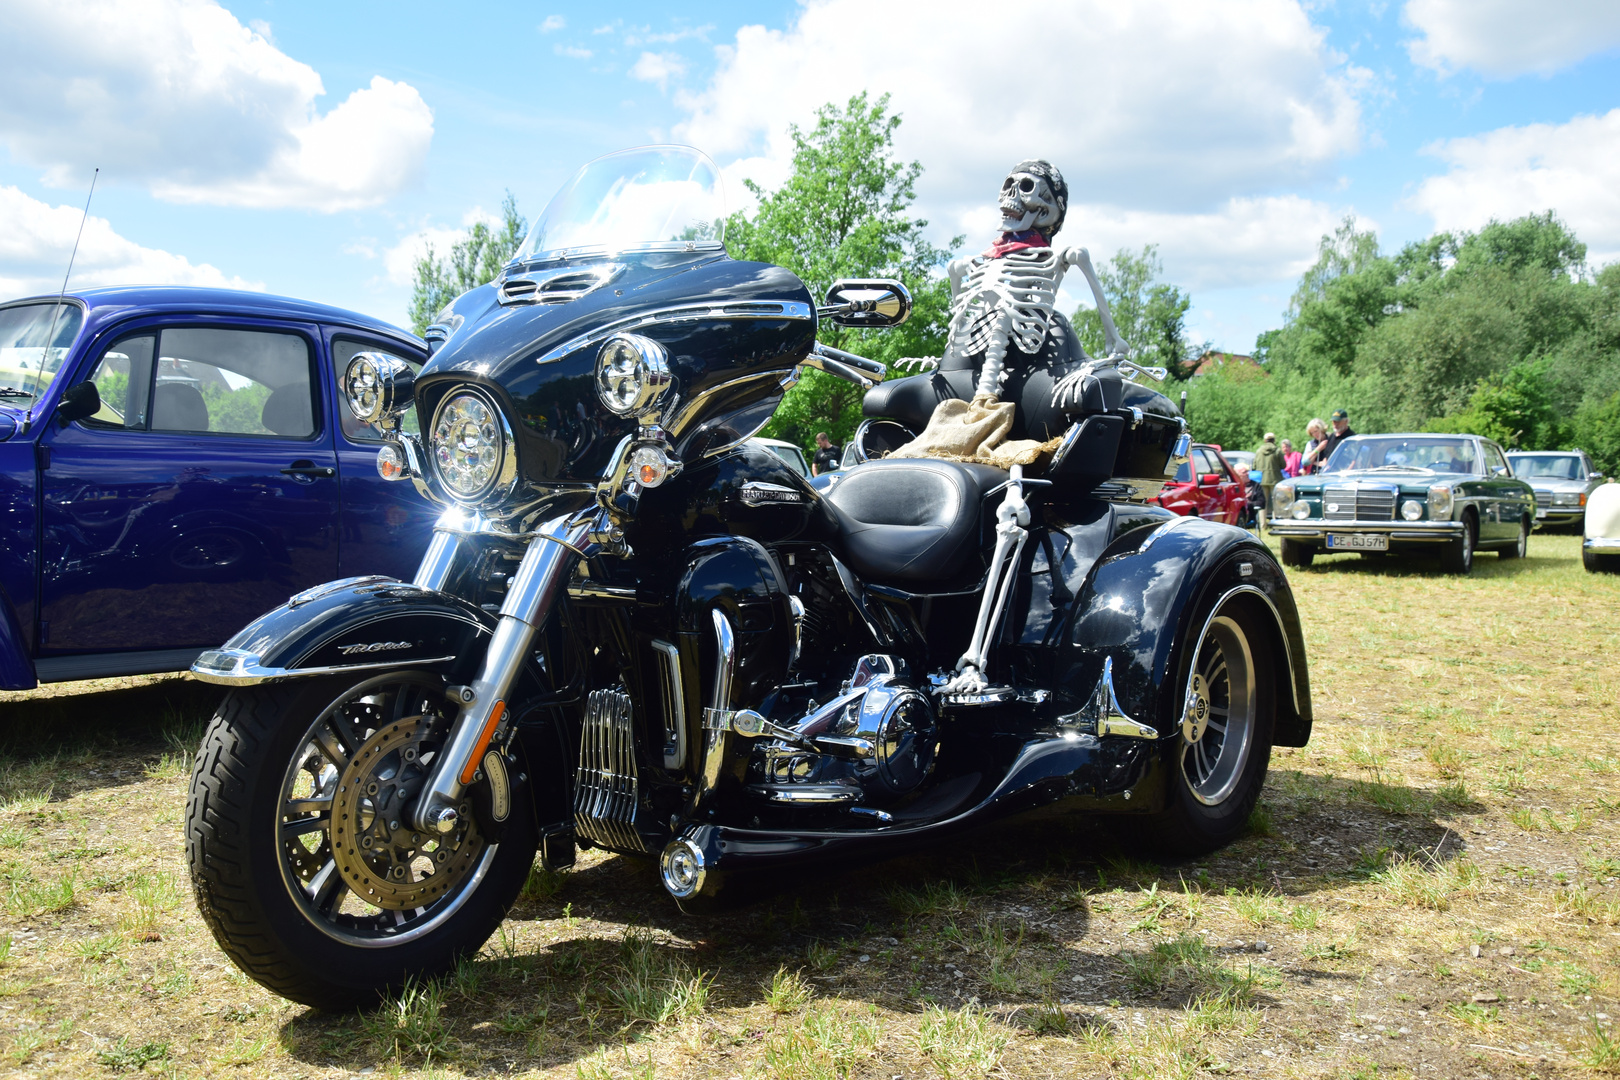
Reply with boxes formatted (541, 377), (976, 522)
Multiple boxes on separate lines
(185, 146), (1311, 1008)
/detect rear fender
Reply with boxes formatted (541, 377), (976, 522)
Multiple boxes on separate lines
(1055, 517), (1312, 791)
(189, 576), (495, 686)
(0, 584), (36, 691)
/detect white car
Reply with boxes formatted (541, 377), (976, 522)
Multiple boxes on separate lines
(748, 436), (811, 479)
(1584, 482), (1620, 573)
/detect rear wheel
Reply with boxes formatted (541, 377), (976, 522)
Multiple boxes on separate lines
(186, 672), (538, 1010)
(1440, 513), (1476, 575)
(1279, 538), (1314, 568)
(1132, 595), (1276, 856)
(1586, 547), (1620, 573)
(1499, 517), (1529, 560)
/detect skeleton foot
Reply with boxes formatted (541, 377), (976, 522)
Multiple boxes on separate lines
(894, 356), (939, 373)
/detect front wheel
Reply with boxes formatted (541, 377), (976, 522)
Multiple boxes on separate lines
(1279, 538), (1314, 568)
(1586, 547), (1620, 574)
(1440, 514), (1476, 574)
(186, 672), (538, 1010)
(1130, 594), (1276, 856)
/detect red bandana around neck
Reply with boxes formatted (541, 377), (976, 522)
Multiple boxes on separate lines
(982, 228), (1050, 258)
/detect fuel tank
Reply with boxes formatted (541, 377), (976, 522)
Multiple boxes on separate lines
(416, 254), (816, 485)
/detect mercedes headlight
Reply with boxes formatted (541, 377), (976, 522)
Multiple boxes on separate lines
(1272, 482), (1295, 515)
(1401, 499), (1424, 521)
(596, 334), (672, 419)
(345, 352), (415, 424)
(1291, 500), (1312, 520)
(1428, 484), (1454, 519)
(430, 387), (516, 503)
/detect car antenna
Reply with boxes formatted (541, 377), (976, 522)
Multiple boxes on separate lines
(25, 168), (98, 431)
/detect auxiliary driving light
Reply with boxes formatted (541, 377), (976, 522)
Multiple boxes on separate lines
(596, 333), (673, 419)
(1291, 501), (1312, 520)
(1401, 499), (1423, 521)
(345, 352), (416, 424)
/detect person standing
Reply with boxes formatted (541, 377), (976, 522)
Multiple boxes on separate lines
(1315, 409), (1356, 470)
(1254, 432), (1283, 529)
(1281, 438), (1302, 478)
(1300, 417), (1328, 474)
(811, 431), (842, 476)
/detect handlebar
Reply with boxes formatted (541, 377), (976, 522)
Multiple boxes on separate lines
(804, 342), (888, 389)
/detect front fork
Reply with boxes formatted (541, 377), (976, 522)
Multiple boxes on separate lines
(409, 511), (592, 834)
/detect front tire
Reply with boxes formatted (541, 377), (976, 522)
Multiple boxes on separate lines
(1586, 547), (1620, 573)
(1132, 594), (1276, 856)
(1440, 513), (1476, 574)
(186, 672), (538, 1010)
(1279, 538), (1314, 568)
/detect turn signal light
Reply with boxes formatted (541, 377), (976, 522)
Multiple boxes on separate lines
(376, 443), (407, 481)
(630, 446), (676, 488)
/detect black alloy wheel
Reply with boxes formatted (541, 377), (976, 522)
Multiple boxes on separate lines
(1440, 513), (1476, 575)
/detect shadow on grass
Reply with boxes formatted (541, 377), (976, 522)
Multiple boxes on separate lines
(1295, 548), (1544, 579)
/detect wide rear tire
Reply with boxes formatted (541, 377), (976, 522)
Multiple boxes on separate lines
(186, 673), (539, 1010)
(1129, 594), (1277, 856)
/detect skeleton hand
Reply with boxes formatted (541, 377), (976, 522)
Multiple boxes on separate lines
(1050, 361), (1101, 410)
(894, 357), (939, 373)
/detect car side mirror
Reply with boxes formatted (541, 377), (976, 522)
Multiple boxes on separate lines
(1200, 473), (1221, 485)
(56, 381), (101, 425)
(1594, 472), (1605, 480)
(821, 279), (912, 328)
(1491, 465), (1509, 477)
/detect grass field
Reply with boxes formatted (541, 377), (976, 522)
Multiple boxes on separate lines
(0, 532), (1616, 1079)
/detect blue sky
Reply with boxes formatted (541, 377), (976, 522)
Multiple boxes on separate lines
(3, 0), (1618, 354)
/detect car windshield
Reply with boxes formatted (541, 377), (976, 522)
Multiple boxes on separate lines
(0, 301), (84, 399)
(511, 145), (725, 262)
(1323, 436), (1480, 474)
(1507, 454), (1583, 479)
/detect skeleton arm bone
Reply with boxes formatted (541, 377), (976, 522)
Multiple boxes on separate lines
(1064, 247), (1129, 359)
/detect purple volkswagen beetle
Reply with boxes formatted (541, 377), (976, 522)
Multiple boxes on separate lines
(0, 287), (438, 691)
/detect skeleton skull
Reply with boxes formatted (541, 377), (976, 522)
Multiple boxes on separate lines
(999, 160), (1067, 235)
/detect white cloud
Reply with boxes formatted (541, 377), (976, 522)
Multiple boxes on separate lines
(0, 0), (433, 212)
(381, 208), (505, 287)
(1407, 109), (1620, 265)
(555, 44), (594, 60)
(1403, 0), (1620, 78)
(631, 51), (689, 91)
(0, 186), (258, 299)
(540, 15), (566, 33)
(677, 0), (1362, 221)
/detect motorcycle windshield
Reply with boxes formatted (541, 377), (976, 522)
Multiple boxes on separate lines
(512, 145), (726, 263)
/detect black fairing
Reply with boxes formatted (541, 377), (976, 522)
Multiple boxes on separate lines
(416, 254), (815, 484)
(631, 441), (838, 549)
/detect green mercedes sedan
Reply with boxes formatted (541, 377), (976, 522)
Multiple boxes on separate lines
(1268, 433), (1536, 574)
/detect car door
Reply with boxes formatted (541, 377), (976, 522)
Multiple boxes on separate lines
(37, 319), (340, 653)
(1480, 441), (1521, 540)
(1189, 448), (1222, 520)
(328, 333), (438, 581)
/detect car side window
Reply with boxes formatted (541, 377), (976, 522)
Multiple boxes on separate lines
(332, 337), (421, 443)
(1484, 444), (1509, 476)
(82, 334), (155, 429)
(1192, 449), (1218, 478)
(148, 328), (315, 437)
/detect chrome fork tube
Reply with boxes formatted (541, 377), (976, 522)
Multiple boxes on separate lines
(412, 512), (590, 832)
(412, 527), (462, 590)
(687, 609), (737, 817)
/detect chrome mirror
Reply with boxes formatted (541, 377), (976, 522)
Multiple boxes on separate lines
(820, 279), (912, 328)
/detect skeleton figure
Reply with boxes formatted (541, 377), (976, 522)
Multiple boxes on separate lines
(905, 161), (1131, 408)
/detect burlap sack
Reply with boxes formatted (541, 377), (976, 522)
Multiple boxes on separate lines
(890, 393), (1059, 469)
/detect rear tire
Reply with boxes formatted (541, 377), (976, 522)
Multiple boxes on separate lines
(1279, 538), (1314, 568)
(186, 673), (539, 1010)
(1499, 517), (1529, 559)
(1586, 548), (1620, 573)
(1130, 594), (1276, 857)
(1440, 513), (1476, 575)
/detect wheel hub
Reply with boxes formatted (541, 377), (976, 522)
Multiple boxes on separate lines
(330, 718), (482, 911)
(1182, 672), (1211, 743)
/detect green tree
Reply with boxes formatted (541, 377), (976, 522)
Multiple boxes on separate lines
(1071, 245), (1203, 380)
(725, 92), (959, 449)
(408, 193), (528, 337)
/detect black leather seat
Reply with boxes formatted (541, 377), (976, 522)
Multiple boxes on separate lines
(823, 459), (1007, 584)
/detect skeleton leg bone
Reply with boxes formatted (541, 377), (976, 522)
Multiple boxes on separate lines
(942, 465), (1030, 697)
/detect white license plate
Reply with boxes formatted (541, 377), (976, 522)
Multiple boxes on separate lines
(1536, 508), (1548, 518)
(1326, 533), (1389, 551)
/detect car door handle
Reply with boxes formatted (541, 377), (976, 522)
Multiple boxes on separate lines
(281, 460), (336, 481)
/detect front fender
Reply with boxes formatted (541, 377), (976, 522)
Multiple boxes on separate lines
(190, 575), (494, 686)
(1058, 516), (1312, 758)
(0, 583), (36, 691)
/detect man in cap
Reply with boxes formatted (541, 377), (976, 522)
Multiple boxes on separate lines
(1316, 409), (1356, 471)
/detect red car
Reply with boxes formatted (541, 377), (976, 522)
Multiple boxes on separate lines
(1155, 443), (1247, 524)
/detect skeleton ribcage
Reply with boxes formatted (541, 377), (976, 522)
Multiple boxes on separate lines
(950, 248), (1063, 357)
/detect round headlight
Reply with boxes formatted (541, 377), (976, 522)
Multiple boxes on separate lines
(596, 334), (672, 418)
(1291, 500), (1312, 520)
(1401, 499), (1424, 521)
(1428, 484), (1454, 518)
(345, 352), (415, 424)
(430, 388), (514, 503)
(1272, 483), (1295, 515)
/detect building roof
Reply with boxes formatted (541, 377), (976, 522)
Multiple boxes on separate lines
(1188, 350), (1259, 377)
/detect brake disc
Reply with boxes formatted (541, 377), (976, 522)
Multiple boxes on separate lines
(330, 717), (484, 911)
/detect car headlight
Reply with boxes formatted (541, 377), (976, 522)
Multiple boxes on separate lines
(1272, 483), (1295, 515)
(1428, 484), (1453, 519)
(1552, 492), (1580, 506)
(430, 387), (516, 503)
(345, 352), (415, 424)
(1401, 499), (1424, 521)
(596, 334), (672, 419)
(1291, 500), (1312, 520)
